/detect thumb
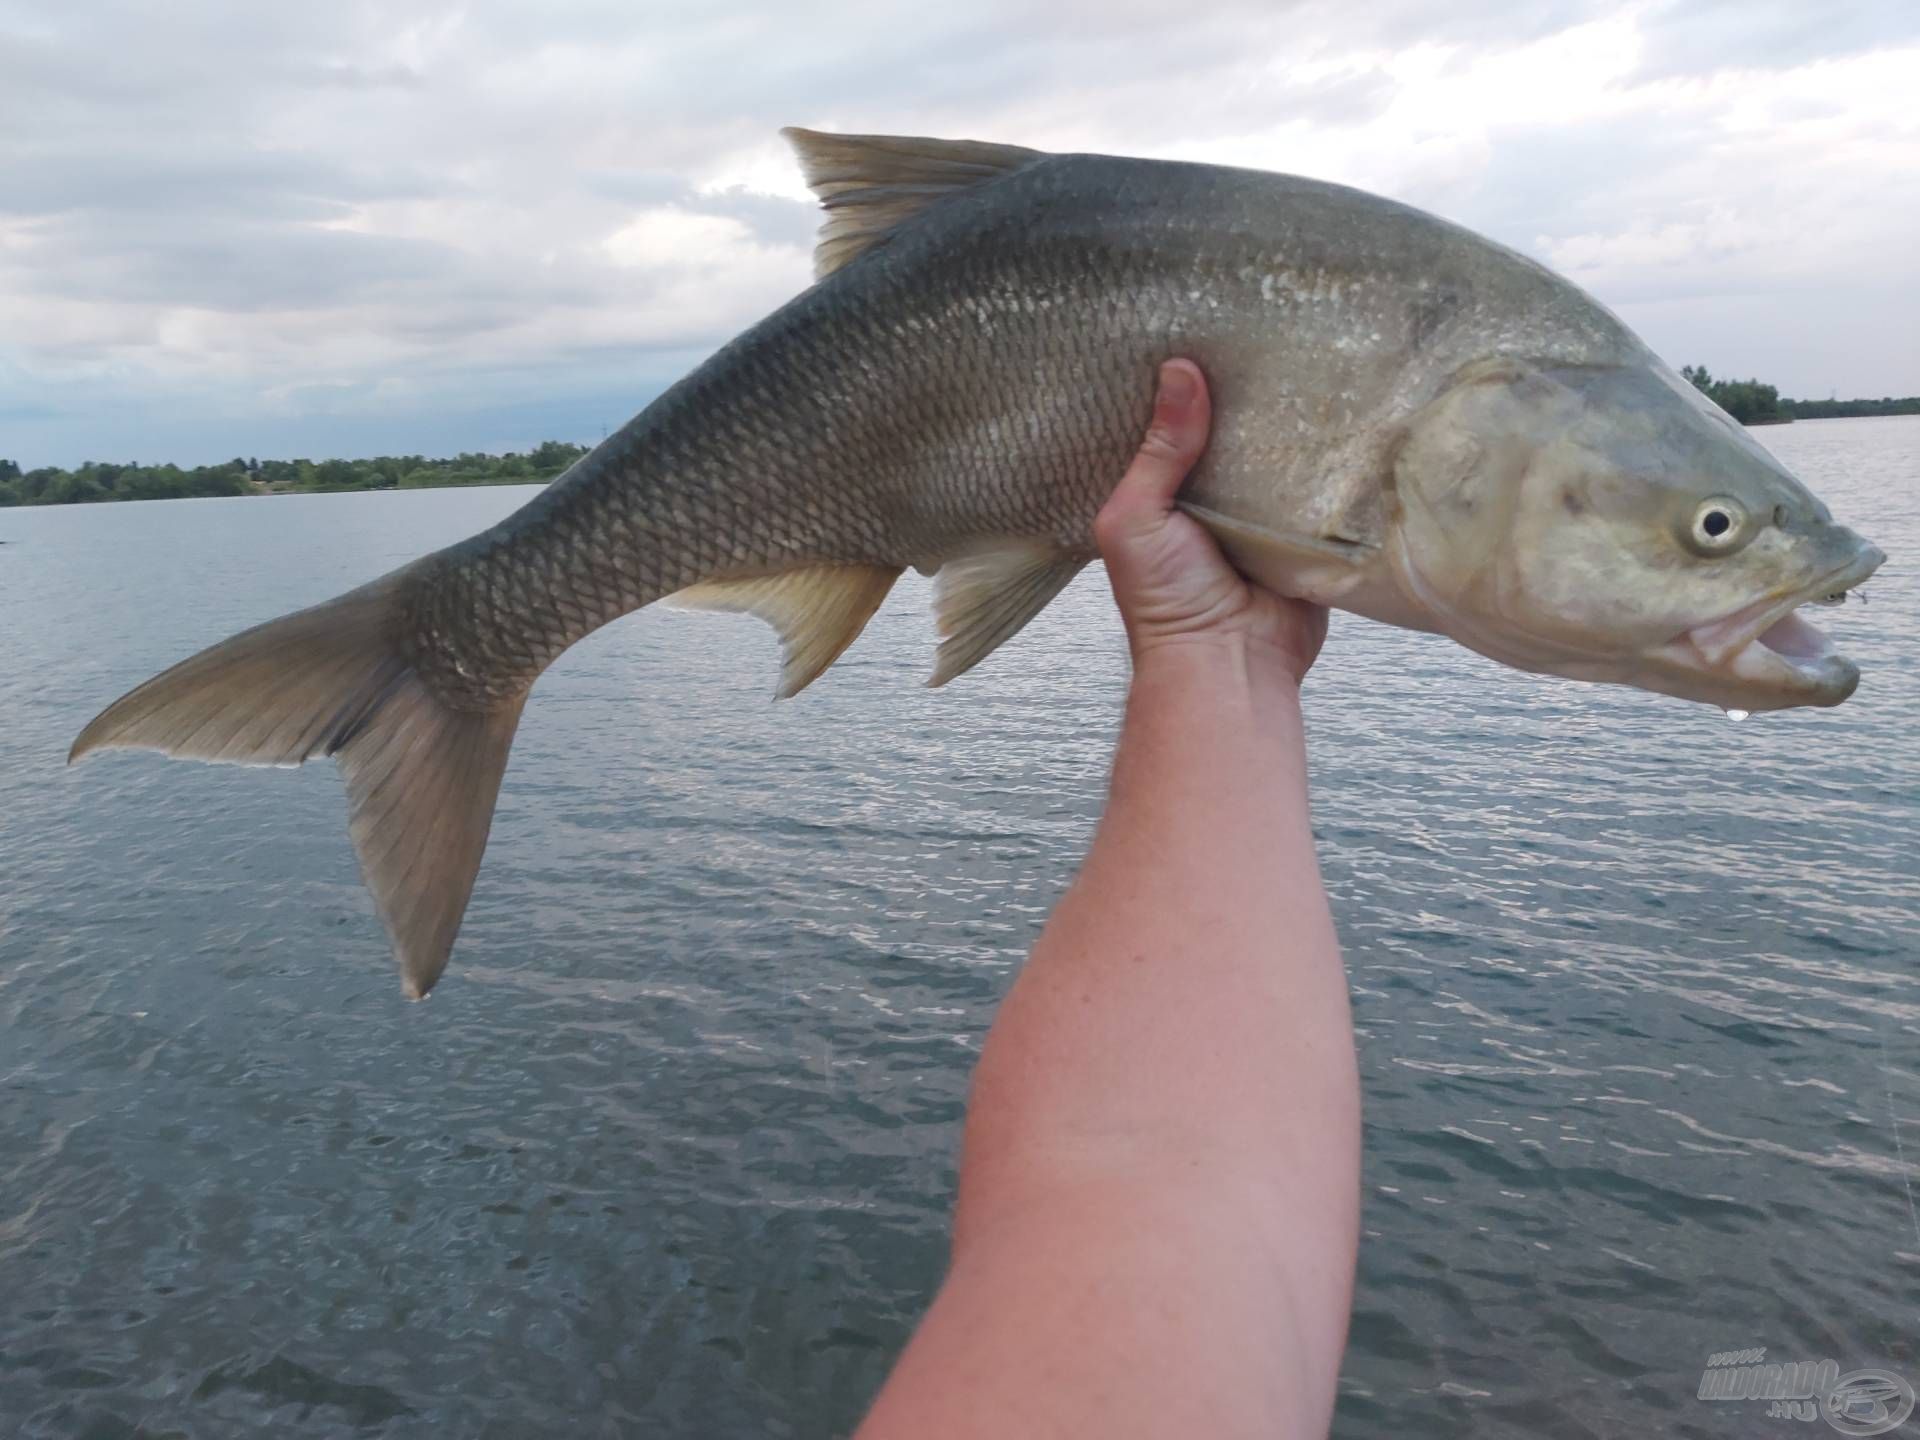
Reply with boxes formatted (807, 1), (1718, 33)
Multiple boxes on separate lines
(1096, 361), (1211, 549)
(1096, 359), (1252, 649)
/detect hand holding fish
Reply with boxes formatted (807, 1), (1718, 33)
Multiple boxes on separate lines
(859, 360), (1357, 1440)
(1096, 359), (1329, 687)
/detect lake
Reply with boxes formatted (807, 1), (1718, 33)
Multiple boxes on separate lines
(1, 416), (1915, 1437)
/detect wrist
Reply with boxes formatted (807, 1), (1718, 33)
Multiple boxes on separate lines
(1129, 632), (1308, 706)
(1105, 630), (1317, 868)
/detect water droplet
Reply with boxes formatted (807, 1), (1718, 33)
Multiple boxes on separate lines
(1724, 708), (1750, 722)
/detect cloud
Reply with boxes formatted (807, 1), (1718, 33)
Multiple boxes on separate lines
(1632, 0), (1920, 77)
(1547, 212), (1754, 275)
(2, 0), (1916, 466)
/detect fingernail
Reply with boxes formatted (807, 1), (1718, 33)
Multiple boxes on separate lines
(1158, 363), (1195, 409)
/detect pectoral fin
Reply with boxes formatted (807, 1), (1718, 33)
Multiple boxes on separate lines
(1177, 503), (1375, 603)
(670, 564), (902, 698)
(929, 543), (1086, 687)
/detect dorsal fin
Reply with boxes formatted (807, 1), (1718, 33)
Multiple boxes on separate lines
(781, 127), (1046, 278)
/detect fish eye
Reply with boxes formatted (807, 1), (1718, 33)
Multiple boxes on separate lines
(1686, 497), (1749, 555)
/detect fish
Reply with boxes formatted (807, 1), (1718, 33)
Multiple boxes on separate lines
(71, 127), (1887, 997)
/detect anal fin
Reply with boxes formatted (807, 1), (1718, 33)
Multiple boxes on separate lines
(929, 543), (1086, 687)
(669, 564), (902, 698)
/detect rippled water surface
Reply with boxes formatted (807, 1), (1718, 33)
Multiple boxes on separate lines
(2, 417), (1916, 1437)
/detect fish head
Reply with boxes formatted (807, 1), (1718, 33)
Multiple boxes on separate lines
(1389, 358), (1885, 710)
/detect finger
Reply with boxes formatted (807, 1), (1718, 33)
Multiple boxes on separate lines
(1101, 360), (1211, 531)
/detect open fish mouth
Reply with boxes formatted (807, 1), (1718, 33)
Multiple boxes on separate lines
(1662, 547), (1885, 699)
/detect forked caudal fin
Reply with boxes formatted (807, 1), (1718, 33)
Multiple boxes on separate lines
(68, 570), (526, 999)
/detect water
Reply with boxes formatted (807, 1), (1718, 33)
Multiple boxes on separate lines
(2, 417), (1916, 1437)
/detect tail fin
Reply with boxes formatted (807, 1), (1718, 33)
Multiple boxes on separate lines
(69, 571), (525, 998)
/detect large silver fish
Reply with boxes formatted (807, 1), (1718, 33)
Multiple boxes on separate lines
(72, 129), (1886, 996)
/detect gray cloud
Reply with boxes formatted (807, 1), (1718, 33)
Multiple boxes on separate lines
(0, 146), (435, 222)
(25, 220), (457, 311)
(1633, 0), (1920, 76)
(2, 0), (1916, 467)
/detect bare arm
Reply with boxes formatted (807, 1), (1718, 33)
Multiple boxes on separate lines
(857, 362), (1360, 1440)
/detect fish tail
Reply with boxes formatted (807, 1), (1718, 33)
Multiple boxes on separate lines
(68, 567), (526, 999)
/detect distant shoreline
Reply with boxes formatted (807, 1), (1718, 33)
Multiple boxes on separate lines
(1777, 399), (1920, 421)
(1678, 364), (1919, 427)
(0, 441), (590, 508)
(4, 406), (1916, 508)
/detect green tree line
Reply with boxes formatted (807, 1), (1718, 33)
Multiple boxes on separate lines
(1775, 395), (1920, 420)
(6, 372), (1914, 506)
(1679, 366), (1920, 425)
(0, 440), (590, 507)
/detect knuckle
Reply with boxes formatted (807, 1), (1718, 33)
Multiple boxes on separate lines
(1094, 504), (1157, 560)
(1092, 504), (1132, 551)
(1139, 422), (1193, 464)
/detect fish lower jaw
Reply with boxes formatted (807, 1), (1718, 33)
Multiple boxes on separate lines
(1659, 548), (1883, 705)
(1657, 604), (1859, 706)
(1729, 615), (1854, 686)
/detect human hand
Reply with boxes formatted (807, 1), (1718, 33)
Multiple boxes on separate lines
(1095, 360), (1329, 687)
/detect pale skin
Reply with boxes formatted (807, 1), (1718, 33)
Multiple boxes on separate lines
(856, 361), (1360, 1440)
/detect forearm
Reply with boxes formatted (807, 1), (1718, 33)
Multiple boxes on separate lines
(958, 639), (1353, 1211)
(948, 639), (1359, 1416)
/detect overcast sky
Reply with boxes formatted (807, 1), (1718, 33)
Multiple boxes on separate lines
(4, 0), (1916, 468)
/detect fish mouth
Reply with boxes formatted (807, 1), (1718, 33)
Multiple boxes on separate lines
(1658, 547), (1885, 706)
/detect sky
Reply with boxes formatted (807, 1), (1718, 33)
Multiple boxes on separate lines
(3, 0), (1917, 469)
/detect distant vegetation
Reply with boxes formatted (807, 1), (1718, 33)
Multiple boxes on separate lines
(1680, 365), (1920, 426)
(1776, 394), (1920, 420)
(5, 369), (1917, 508)
(0, 441), (590, 507)
(1679, 366), (1792, 424)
